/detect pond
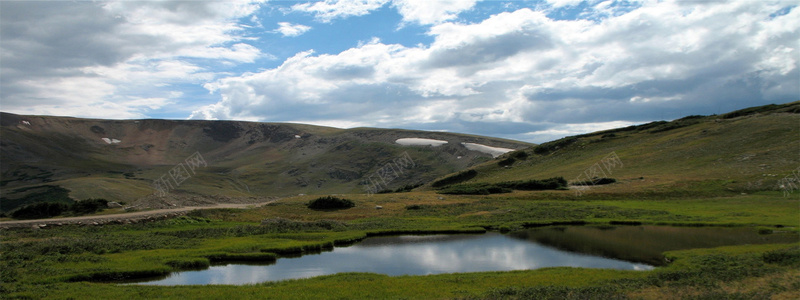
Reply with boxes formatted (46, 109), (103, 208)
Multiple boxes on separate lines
(131, 225), (798, 285)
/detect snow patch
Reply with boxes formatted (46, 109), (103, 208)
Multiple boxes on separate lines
(295, 135), (302, 139)
(21, 120), (31, 126)
(102, 138), (121, 144)
(461, 143), (514, 158)
(396, 138), (448, 147)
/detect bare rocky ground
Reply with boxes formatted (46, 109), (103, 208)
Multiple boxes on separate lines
(0, 195), (276, 229)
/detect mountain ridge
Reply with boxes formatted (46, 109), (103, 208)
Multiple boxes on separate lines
(0, 112), (532, 211)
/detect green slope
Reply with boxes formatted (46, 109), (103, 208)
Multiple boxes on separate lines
(430, 101), (800, 197)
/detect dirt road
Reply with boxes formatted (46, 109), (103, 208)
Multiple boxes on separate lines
(0, 200), (276, 228)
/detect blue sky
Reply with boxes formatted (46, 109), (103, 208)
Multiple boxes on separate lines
(1, 0), (797, 143)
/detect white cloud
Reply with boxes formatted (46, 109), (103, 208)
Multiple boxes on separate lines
(545, 0), (586, 9)
(4, 0), (797, 144)
(0, 0), (266, 119)
(193, 1), (798, 143)
(275, 22), (312, 37)
(292, 0), (390, 23)
(392, 0), (478, 25)
(523, 121), (642, 143)
(292, 0), (477, 25)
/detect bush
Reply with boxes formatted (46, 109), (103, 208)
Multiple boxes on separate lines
(437, 177), (567, 195)
(11, 202), (68, 219)
(497, 157), (516, 167)
(394, 183), (422, 193)
(497, 177), (567, 190)
(0, 185), (72, 213)
(602, 133), (617, 139)
(431, 169), (478, 187)
(571, 178), (617, 186)
(307, 196), (355, 210)
(533, 137), (578, 155)
(70, 198), (108, 215)
(511, 151), (529, 160)
(438, 183), (512, 195)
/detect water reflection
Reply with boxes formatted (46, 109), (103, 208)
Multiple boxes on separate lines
(510, 225), (799, 265)
(132, 226), (797, 285)
(134, 233), (652, 285)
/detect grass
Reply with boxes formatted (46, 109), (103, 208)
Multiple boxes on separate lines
(2, 189), (798, 299)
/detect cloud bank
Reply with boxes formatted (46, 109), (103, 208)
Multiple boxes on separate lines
(1, 0), (797, 143)
(192, 1), (799, 142)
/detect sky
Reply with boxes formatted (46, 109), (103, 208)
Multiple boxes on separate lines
(0, 0), (797, 143)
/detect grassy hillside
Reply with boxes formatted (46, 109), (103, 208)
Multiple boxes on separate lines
(430, 101), (800, 198)
(0, 113), (531, 212)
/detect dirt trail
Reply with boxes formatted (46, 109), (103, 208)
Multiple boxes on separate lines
(0, 200), (276, 228)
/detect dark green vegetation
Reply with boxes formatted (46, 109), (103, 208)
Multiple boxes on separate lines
(437, 177), (567, 195)
(1, 102), (799, 299)
(431, 169), (478, 187)
(571, 177), (617, 186)
(10, 198), (108, 219)
(0, 185), (72, 213)
(306, 196), (355, 210)
(10, 202), (67, 219)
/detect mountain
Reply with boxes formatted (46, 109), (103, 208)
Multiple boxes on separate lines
(0, 113), (531, 212)
(429, 101), (800, 198)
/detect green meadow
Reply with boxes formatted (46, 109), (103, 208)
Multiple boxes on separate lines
(2, 190), (798, 299)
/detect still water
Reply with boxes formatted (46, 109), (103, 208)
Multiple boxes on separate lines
(133, 226), (797, 285)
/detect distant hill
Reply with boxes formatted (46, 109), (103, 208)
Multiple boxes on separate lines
(428, 101), (800, 198)
(0, 113), (531, 212)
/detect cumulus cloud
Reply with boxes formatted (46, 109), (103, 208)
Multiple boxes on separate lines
(292, 0), (390, 23)
(193, 0), (798, 143)
(275, 22), (312, 37)
(0, 0), (265, 118)
(292, 0), (478, 25)
(392, 0), (478, 25)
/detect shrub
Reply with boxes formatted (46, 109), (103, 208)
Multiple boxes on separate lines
(511, 151), (529, 160)
(497, 177), (567, 190)
(571, 178), (617, 186)
(11, 202), (68, 219)
(394, 183), (422, 193)
(497, 157), (516, 167)
(307, 196), (355, 210)
(438, 183), (512, 195)
(437, 177), (567, 195)
(533, 137), (578, 155)
(602, 133), (617, 139)
(431, 169), (478, 187)
(70, 198), (108, 215)
(0, 185), (72, 213)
